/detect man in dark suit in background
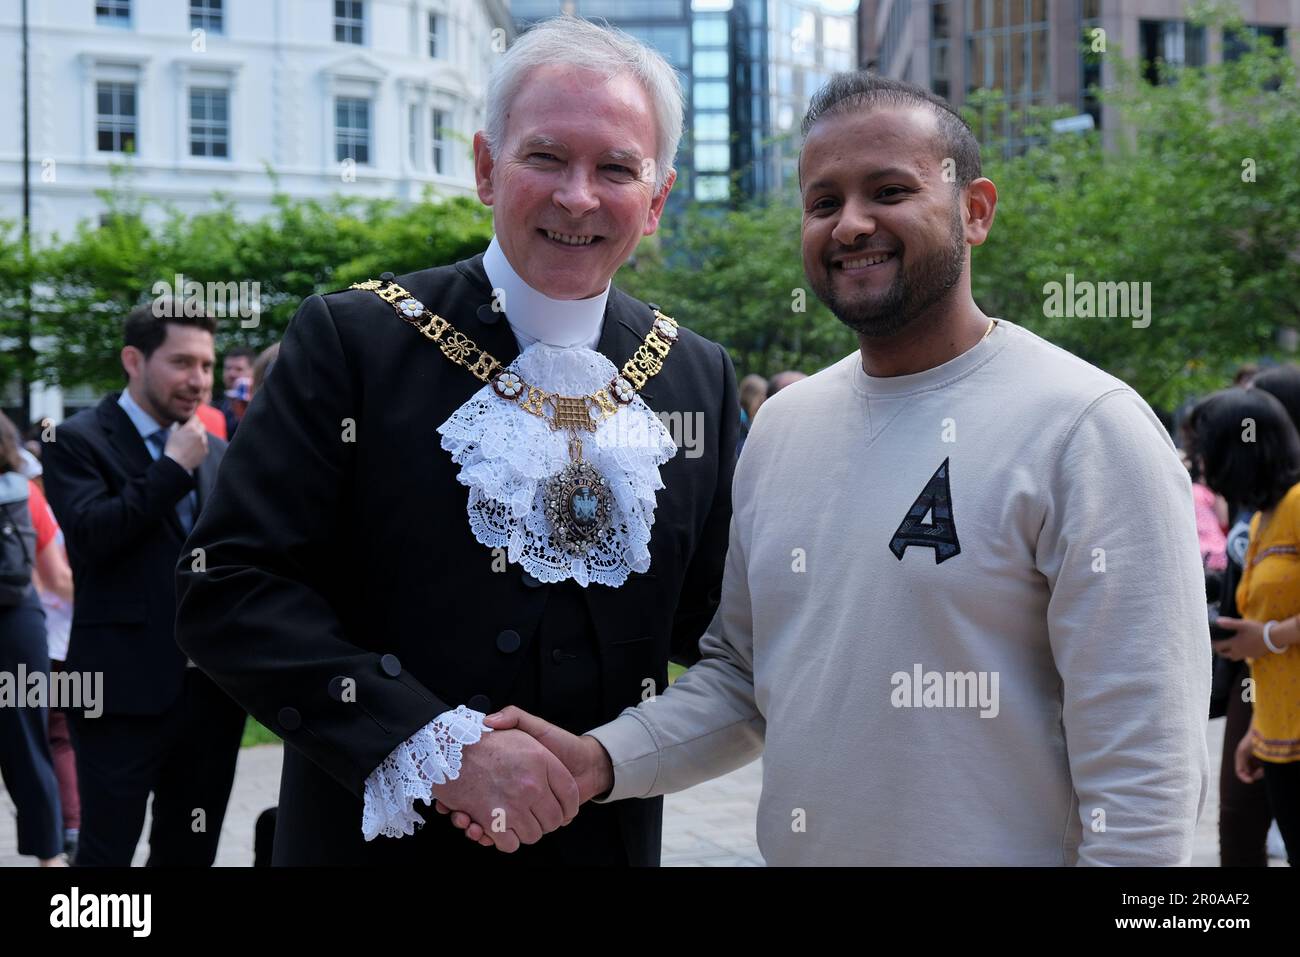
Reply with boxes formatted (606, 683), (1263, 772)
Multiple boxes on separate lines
(175, 17), (738, 866)
(43, 302), (245, 866)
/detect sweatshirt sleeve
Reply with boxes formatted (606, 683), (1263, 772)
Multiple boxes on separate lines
(587, 512), (766, 801)
(1035, 388), (1211, 865)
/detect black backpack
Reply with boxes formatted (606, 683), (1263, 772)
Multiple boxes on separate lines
(0, 486), (36, 608)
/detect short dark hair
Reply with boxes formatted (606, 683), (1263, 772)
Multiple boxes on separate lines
(801, 72), (982, 187)
(123, 301), (217, 359)
(1187, 387), (1300, 512)
(1251, 364), (1300, 430)
(224, 346), (258, 364)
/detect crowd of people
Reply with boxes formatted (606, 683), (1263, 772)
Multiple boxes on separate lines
(735, 369), (805, 456)
(0, 305), (277, 866)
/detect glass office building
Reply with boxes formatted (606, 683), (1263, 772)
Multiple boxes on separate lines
(513, 0), (857, 204)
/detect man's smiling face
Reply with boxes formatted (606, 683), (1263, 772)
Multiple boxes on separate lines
(474, 64), (675, 300)
(800, 105), (969, 339)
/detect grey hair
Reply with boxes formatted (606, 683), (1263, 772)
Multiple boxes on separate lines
(483, 16), (683, 192)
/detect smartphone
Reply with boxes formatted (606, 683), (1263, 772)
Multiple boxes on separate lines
(1209, 607), (1237, 643)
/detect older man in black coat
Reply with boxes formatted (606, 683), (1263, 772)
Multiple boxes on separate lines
(175, 17), (738, 866)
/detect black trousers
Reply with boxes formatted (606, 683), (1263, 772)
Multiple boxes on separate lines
(0, 587), (62, 859)
(1218, 664), (1273, 866)
(68, 668), (245, 866)
(1262, 759), (1300, 867)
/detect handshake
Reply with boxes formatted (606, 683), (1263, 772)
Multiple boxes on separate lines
(429, 707), (614, 852)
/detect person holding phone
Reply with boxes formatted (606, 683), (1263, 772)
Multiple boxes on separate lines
(1190, 387), (1300, 865)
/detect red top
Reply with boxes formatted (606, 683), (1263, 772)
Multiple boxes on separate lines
(27, 479), (59, 552)
(197, 403), (228, 440)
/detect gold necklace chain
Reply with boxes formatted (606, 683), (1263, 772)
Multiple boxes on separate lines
(351, 277), (680, 433)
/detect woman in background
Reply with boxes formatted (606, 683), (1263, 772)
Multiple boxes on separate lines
(1190, 388), (1300, 865)
(0, 411), (65, 865)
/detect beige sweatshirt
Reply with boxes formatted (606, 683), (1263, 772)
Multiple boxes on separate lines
(589, 319), (1211, 866)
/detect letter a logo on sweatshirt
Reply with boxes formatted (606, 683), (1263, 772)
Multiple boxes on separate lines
(889, 458), (961, 564)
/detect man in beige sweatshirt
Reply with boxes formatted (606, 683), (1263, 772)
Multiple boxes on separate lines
(443, 72), (1211, 866)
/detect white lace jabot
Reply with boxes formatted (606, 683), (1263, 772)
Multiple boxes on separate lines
(438, 342), (677, 588)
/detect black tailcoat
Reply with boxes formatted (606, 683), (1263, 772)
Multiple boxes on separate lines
(175, 254), (738, 865)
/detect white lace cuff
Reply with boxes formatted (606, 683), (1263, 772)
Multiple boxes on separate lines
(360, 705), (491, 841)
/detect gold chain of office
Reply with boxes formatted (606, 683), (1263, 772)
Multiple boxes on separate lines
(350, 277), (680, 433)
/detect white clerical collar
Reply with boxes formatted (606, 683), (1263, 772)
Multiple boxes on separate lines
(482, 235), (609, 350)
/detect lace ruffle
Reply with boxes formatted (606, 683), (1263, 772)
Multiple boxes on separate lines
(360, 705), (490, 841)
(438, 344), (677, 588)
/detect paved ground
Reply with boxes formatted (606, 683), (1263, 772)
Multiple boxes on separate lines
(0, 717), (1282, 866)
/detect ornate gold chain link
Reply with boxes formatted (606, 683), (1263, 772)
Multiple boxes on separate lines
(350, 276), (680, 432)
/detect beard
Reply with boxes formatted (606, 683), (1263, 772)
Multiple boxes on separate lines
(812, 203), (967, 339)
(143, 370), (195, 425)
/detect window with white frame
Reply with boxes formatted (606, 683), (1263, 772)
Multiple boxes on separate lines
(190, 87), (229, 158)
(96, 0), (130, 26)
(335, 0), (364, 45)
(96, 81), (137, 153)
(429, 12), (442, 58)
(336, 96), (371, 164)
(431, 109), (448, 174)
(190, 0), (224, 33)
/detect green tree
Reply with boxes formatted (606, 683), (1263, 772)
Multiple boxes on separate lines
(971, 21), (1299, 407)
(35, 183), (492, 391)
(37, 183), (165, 391)
(0, 221), (40, 406)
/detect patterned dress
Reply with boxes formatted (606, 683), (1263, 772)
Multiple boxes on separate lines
(1236, 483), (1300, 762)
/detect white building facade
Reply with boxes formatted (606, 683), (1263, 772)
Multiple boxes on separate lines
(0, 0), (513, 243)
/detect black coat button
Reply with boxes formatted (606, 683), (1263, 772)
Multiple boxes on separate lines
(477, 303), (502, 325)
(380, 654), (401, 677)
(521, 570), (544, 588)
(647, 302), (661, 312)
(277, 707), (301, 732)
(496, 629), (521, 654)
(380, 271), (395, 282)
(328, 676), (351, 701)
(467, 694), (491, 713)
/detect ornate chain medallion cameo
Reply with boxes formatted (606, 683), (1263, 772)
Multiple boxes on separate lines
(352, 275), (679, 556)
